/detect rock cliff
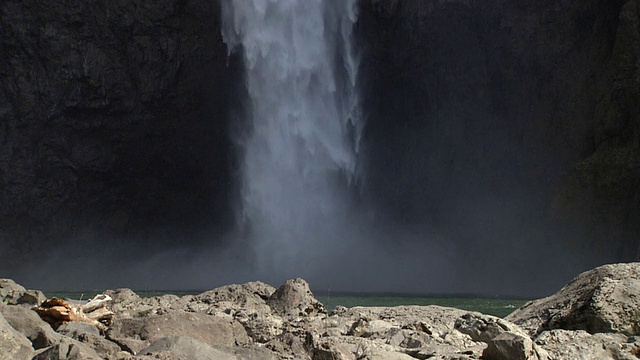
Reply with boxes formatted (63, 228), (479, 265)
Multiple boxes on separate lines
(0, 0), (243, 273)
(357, 0), (638, 261)
(0, 0), (638, 278)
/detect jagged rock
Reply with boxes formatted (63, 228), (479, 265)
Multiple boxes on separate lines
(103, 289), (170, 318)
(33, 337), (102, 360)
(268, 278), (326, 317)
(103, 289), (141, 307)
(5, 271), (640, 360)
(307, 336), (356, 360)
(57, 323), (121, 357)
(386, 328), (432, 348)
(483, 332), (545, 360)
(192, 281), (275, 306)
(105, 317), (146, 353)
(0, 304), (63, 349)
(454, 312), (529, 342)
(58, 322), (101, 337)
(333, 305), (477, 347)
(506, 263), (640, 335)
(0, 310), (35, 360)
(310, 306), (487, 360)
(535, 329), (639, 360)
(0, 278), (46, 306)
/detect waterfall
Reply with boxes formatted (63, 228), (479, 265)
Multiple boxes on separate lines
(222, 0), (361, 280)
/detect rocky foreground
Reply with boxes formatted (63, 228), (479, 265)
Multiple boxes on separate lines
(2, 263), (640, 360)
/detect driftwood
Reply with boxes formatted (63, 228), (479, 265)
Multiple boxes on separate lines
(35, 294), (115, 331)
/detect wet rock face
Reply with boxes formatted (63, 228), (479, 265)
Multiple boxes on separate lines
(0, 0), (242, 271)
(551, 0), (640, 260)
(357, 0), (637, 259)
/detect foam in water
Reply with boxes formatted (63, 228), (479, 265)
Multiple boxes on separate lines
(222, 0), (361, 281)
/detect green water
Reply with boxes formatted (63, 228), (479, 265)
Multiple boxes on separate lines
(47, 291), (526, 318)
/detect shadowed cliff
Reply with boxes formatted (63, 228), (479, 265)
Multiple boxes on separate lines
(0, 0), (638, 293)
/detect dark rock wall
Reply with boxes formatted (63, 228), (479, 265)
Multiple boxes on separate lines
(0, 0), (637, 277)
(551, 0), (640, 259)
(0, 0), (241, 270)
(356, 0), (637, 261)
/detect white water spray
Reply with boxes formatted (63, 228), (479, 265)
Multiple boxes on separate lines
(222, 1), (361, 281)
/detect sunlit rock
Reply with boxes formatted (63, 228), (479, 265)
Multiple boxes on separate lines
(0, 304), (62, 349)
(0, 278), (46, 306)
(0, 310), (34, 360)
(534, 329), (638, 360)
(482, 332), (547, 360)
(506, 262), (640, 336)
(268, 278), (327, 318)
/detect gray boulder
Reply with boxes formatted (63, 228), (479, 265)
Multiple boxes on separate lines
(535, 329), (639, 360)
(136, 336), (238, 360)
(506, 263), (640, 335)
(108, 311), (251, 354)
(32, 337), (101, 360)
(57, 323), (121, 357)
(58, 322), (101, 337)
(105, 317), (148, 354)
(267, 278), (326, 317)
(191, 281), (275, 306)
(0, 278), (45, 306)
(0, 310), (34, 360)
(139, 312), (250, 347)
(0, 303), (62, 349)
(483, 333), (547, 360)
(309, 305), (488, 360)
(454, 312), (529, 342)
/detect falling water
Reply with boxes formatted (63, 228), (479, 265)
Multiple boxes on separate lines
(222, 1), (361, 280)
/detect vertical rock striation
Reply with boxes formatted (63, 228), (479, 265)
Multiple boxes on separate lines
(0, 0), (241, 275)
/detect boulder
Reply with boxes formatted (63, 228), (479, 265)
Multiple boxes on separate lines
(105, 317), (146, 354)
(308, 306), (488, 360)
(0, 278), (46, 306)
(0, 310), (35, 360)
(58, 322), (101, 337)
(103, 288), (141, 306)
(308, 337), (356, 360)
(233, 303), (284, 343)
(268, 278), (326, 317)
(191, 281), (275, 307)
(0, 304), (62, 349)
(32, 337), (102, 360)
(137, 336), (239, 360)
(506, 263), (640, 335)
(335, 305), (475, 346)
(108, 311), (251, 354)
(483, 332), (546, 360)
(535, 329), (639, 360)
(139, 312), (250, 347)
(57, 322), (121, 356)
(454, 312), (529, 342)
